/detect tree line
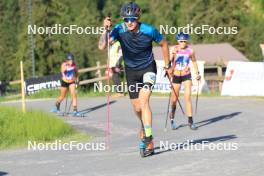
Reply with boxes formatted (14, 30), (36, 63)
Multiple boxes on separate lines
(0, 0), (263, 81)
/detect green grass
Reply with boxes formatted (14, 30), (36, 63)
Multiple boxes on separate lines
(0, 94), (21, 102)
(27, 88), (107, 99)
(0, 88), (107, 102)
(0, 106), (90, 150)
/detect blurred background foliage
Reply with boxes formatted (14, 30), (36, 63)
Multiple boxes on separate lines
(0, 0), (263, 81)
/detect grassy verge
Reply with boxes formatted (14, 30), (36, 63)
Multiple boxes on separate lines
(27, 88), (107, 99)
(0, 106), (90, 150)
(0, 94), (21, 102)
(0, 88), (107, 102)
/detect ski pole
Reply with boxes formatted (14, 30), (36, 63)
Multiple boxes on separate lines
(105, 12), (112, 149)
(64, 91), (68, 116)
(164, 91), (171, 131)
(68, 81), (78, 115)
(195, 80), (200, 114)
(165, 72), (185, 115)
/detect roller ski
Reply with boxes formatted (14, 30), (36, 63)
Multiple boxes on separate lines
(71, 110), (84, 117)
(140, 136), (154, 157)
(188, 117), (198, 130)
(50, 102), (70, 116)
(50, 108), (68, 116)
(50, 102), (61, 114)
(189, 123), (198, 130)
(50, 107), (60, 114)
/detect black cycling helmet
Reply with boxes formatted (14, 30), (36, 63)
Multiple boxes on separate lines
(66, 53), (74, 60)
(120, 2), (141, 18)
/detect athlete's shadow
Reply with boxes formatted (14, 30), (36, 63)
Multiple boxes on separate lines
(79, 100), (117, 115)
(0, 171), (8, 176)
(195, 112), (242, 128)
(153, 134), (237, 156)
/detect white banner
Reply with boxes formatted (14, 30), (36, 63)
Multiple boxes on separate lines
(221, 61), (264, 96)
(153, 60), (206, 94)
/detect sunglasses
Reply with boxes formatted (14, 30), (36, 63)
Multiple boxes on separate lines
(179, 40), (187, 43)
(123, 17), (138, 23)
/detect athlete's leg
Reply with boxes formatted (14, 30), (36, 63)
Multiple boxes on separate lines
(183, 80), (192, 117)
(139, 88), (152, 128)
(183, 79), (197, 130)
(130, 98), (142, 120)
(126, 67), (142, 120)
(170, 83), (181, 119)
(69, 83), (77, 111)
(130, 98), (144, 139)
(138, 87), (154, 154)
(55, 87), (68, 110)
(57, 87), (67, 103)
(130, 83), (153, 149)
(169, 83), (181, 129)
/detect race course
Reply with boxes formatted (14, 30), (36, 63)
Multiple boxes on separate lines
(0, 96), (264, 176)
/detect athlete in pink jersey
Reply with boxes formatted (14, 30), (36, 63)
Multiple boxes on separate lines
(51, 53), (81, 116)
(169, 32), (201, 130)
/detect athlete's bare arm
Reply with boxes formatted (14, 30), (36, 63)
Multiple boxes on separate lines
(98, 17), (114, 50)
(60, 63), (66, 74)
(190, 49), (201, 80)
(160, 39), (173, 75)
(98, 31), (108, 50)
(60, 63), (66, 81)
(171, 47), (176, 72)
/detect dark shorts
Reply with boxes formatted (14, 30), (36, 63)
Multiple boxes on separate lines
(125, 61), (157, 99)
(60, 79), (74, 88)
(172, 74), (192, 84)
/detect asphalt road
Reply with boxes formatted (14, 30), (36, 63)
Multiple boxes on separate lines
(0, 96), (264, 176)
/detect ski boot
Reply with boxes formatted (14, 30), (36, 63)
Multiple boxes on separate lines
(50, 102), (60, 114)
(143, 136), (154, 157)
(171, 119), (179, 130)
(189, 123), (198, 130)
(73, 110), (84, 117)
(139, 128), (146, 157)
(140, 134), (154, 157)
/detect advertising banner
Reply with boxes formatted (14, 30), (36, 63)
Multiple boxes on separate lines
(221, 61), (264, 96)
(25, 74), (61, 94)
(153, 60), (206, 94)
